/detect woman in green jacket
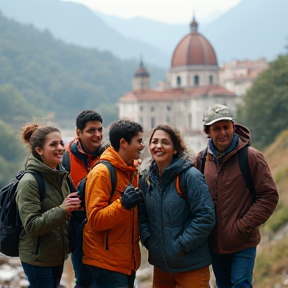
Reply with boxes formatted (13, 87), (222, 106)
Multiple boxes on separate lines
(16, 123), (81, 288)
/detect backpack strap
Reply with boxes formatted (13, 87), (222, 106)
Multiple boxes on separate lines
(67, 175), (77, 192)
(238, 145), (256, 201)
(27, 171), (45, 202)
(200, 147), (208, 174)
(97, 160), (117, 203)
(175, 169), (189, 201)
(175, 174), (186, 201)
(62, 151), (71, 172)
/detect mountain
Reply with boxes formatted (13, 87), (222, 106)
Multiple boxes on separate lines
(202, 0), (288, 63)
(93, 0), (288, 64)
(92, 12), (189, 62)
(0, 0), (169, 68)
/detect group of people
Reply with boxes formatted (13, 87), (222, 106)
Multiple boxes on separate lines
(15, 104), (278, 288)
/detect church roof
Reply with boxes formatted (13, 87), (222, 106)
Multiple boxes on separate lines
(171, 17), (218, 67)
(119, 85), (235, 102)
(134, 61), (149, 77)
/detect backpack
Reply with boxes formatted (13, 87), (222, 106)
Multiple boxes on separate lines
(0, 171), (45, 257)
(67, 160), (117, 253)
(200, 145), (256, 201)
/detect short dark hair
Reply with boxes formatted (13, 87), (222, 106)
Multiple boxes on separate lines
(149, 125), (187, 155)
(109, 119), (143, 151)
(76, 110), (102, 131)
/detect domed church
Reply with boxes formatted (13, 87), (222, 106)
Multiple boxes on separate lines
(118, 17), (238, 152)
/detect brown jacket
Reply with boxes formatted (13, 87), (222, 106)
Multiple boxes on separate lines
(195, 124), (278, 254)
(82, 147), (140, 275)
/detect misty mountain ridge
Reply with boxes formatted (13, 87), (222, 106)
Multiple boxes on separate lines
(0, 0), (170, 68)
(94, 0), (288, 64)
(0, 0), (287, 67)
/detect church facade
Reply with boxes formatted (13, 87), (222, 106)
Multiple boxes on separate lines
(118, 17), (238, 152)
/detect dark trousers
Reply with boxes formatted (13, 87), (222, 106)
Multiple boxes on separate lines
(21, 261), (63, 288)
(71, 232), (94, 288)
(88, 265), (135, 288)
(212, 247), (256, 288)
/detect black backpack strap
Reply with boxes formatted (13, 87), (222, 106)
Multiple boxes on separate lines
(28, 171), (46, 201)
(62, 151), (71, 172)
(98, 160), (117, 202)
(67, 175), (77, 192)
(238, 145), (256, 201)
(200, 147), (208, 174)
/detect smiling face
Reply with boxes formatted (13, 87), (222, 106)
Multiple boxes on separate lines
(120, 132), (144, 166)
(35, 131), (65, 169)
(207, 120), (234, 152)
(149, 129), (176, 171)
(77, 120), (103, 153)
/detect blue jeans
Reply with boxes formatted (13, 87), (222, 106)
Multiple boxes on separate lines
(71, 229), (94, 288)
(21, 261), (63, 288)
(87, 265), (135, 288)
(212, 247), (256, 288)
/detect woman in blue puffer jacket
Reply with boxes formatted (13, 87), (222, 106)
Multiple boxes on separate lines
(138, 125), (215, 288)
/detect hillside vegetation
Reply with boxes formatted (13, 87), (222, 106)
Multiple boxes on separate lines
(0, 12), (166, 124)
(254, 129), (288, 287)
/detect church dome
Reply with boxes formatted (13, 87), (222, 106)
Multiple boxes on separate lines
(171, 17), (218, 68)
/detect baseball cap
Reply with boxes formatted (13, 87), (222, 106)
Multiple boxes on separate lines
(203, 104), (234, 126)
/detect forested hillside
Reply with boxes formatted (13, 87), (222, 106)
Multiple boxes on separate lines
(238, 54), (288, 149)
(0, 12), (166, 124)
(0, 12), (166, 185)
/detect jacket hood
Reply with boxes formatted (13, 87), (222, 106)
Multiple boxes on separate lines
(25, 154), (68, 178)
(149, 151), (193, 188)
(234, 123), (251, 145)
(99, 146), (138, 174)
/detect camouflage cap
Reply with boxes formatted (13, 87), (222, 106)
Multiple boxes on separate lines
(203, 104), (234, 126)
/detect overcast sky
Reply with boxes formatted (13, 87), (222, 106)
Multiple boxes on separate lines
(67, 0), (241, 24)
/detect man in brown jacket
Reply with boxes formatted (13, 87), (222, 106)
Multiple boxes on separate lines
(195, 104), (278, 288)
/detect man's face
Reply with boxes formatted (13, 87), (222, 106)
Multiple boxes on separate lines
(123, 132), (144, 166)
(77, 120), (103, 153)
(207, 120), (234, 152)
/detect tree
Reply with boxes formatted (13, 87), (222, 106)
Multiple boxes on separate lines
(238, 55), (288, 149)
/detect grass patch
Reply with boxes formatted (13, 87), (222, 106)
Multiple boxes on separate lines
(261, 202), (288, 233)
(274, 167), (288, 184)
(254, 238), (288, 287)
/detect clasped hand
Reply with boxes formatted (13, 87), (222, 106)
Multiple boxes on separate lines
(60, 192), (82, 213)
(121, 184), (144, 210)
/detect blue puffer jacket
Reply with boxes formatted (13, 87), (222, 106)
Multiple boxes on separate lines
(138, 153), (215, 273)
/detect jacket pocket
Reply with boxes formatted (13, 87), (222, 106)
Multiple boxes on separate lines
(222, 220), (250, 248)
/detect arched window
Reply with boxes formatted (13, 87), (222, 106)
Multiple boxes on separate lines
(177, 76), (181, 86)
(194, 75), (199, 86)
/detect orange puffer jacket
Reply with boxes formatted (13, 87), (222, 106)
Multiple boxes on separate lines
(82, 147), (140, 275)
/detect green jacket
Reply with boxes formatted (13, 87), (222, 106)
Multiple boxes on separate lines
(16, 155), (70, 266)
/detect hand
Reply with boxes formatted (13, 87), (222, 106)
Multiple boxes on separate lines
(60, 192), (82, 213)
(121, 184), (144, 210)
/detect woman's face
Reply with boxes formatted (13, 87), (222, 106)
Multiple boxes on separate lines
(35, 131), (65, 169)
(149, 130), (175, 169)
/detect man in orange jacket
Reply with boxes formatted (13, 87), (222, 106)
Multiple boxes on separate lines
(63, 110), (107, 288)
(83, 119), (145, 288)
